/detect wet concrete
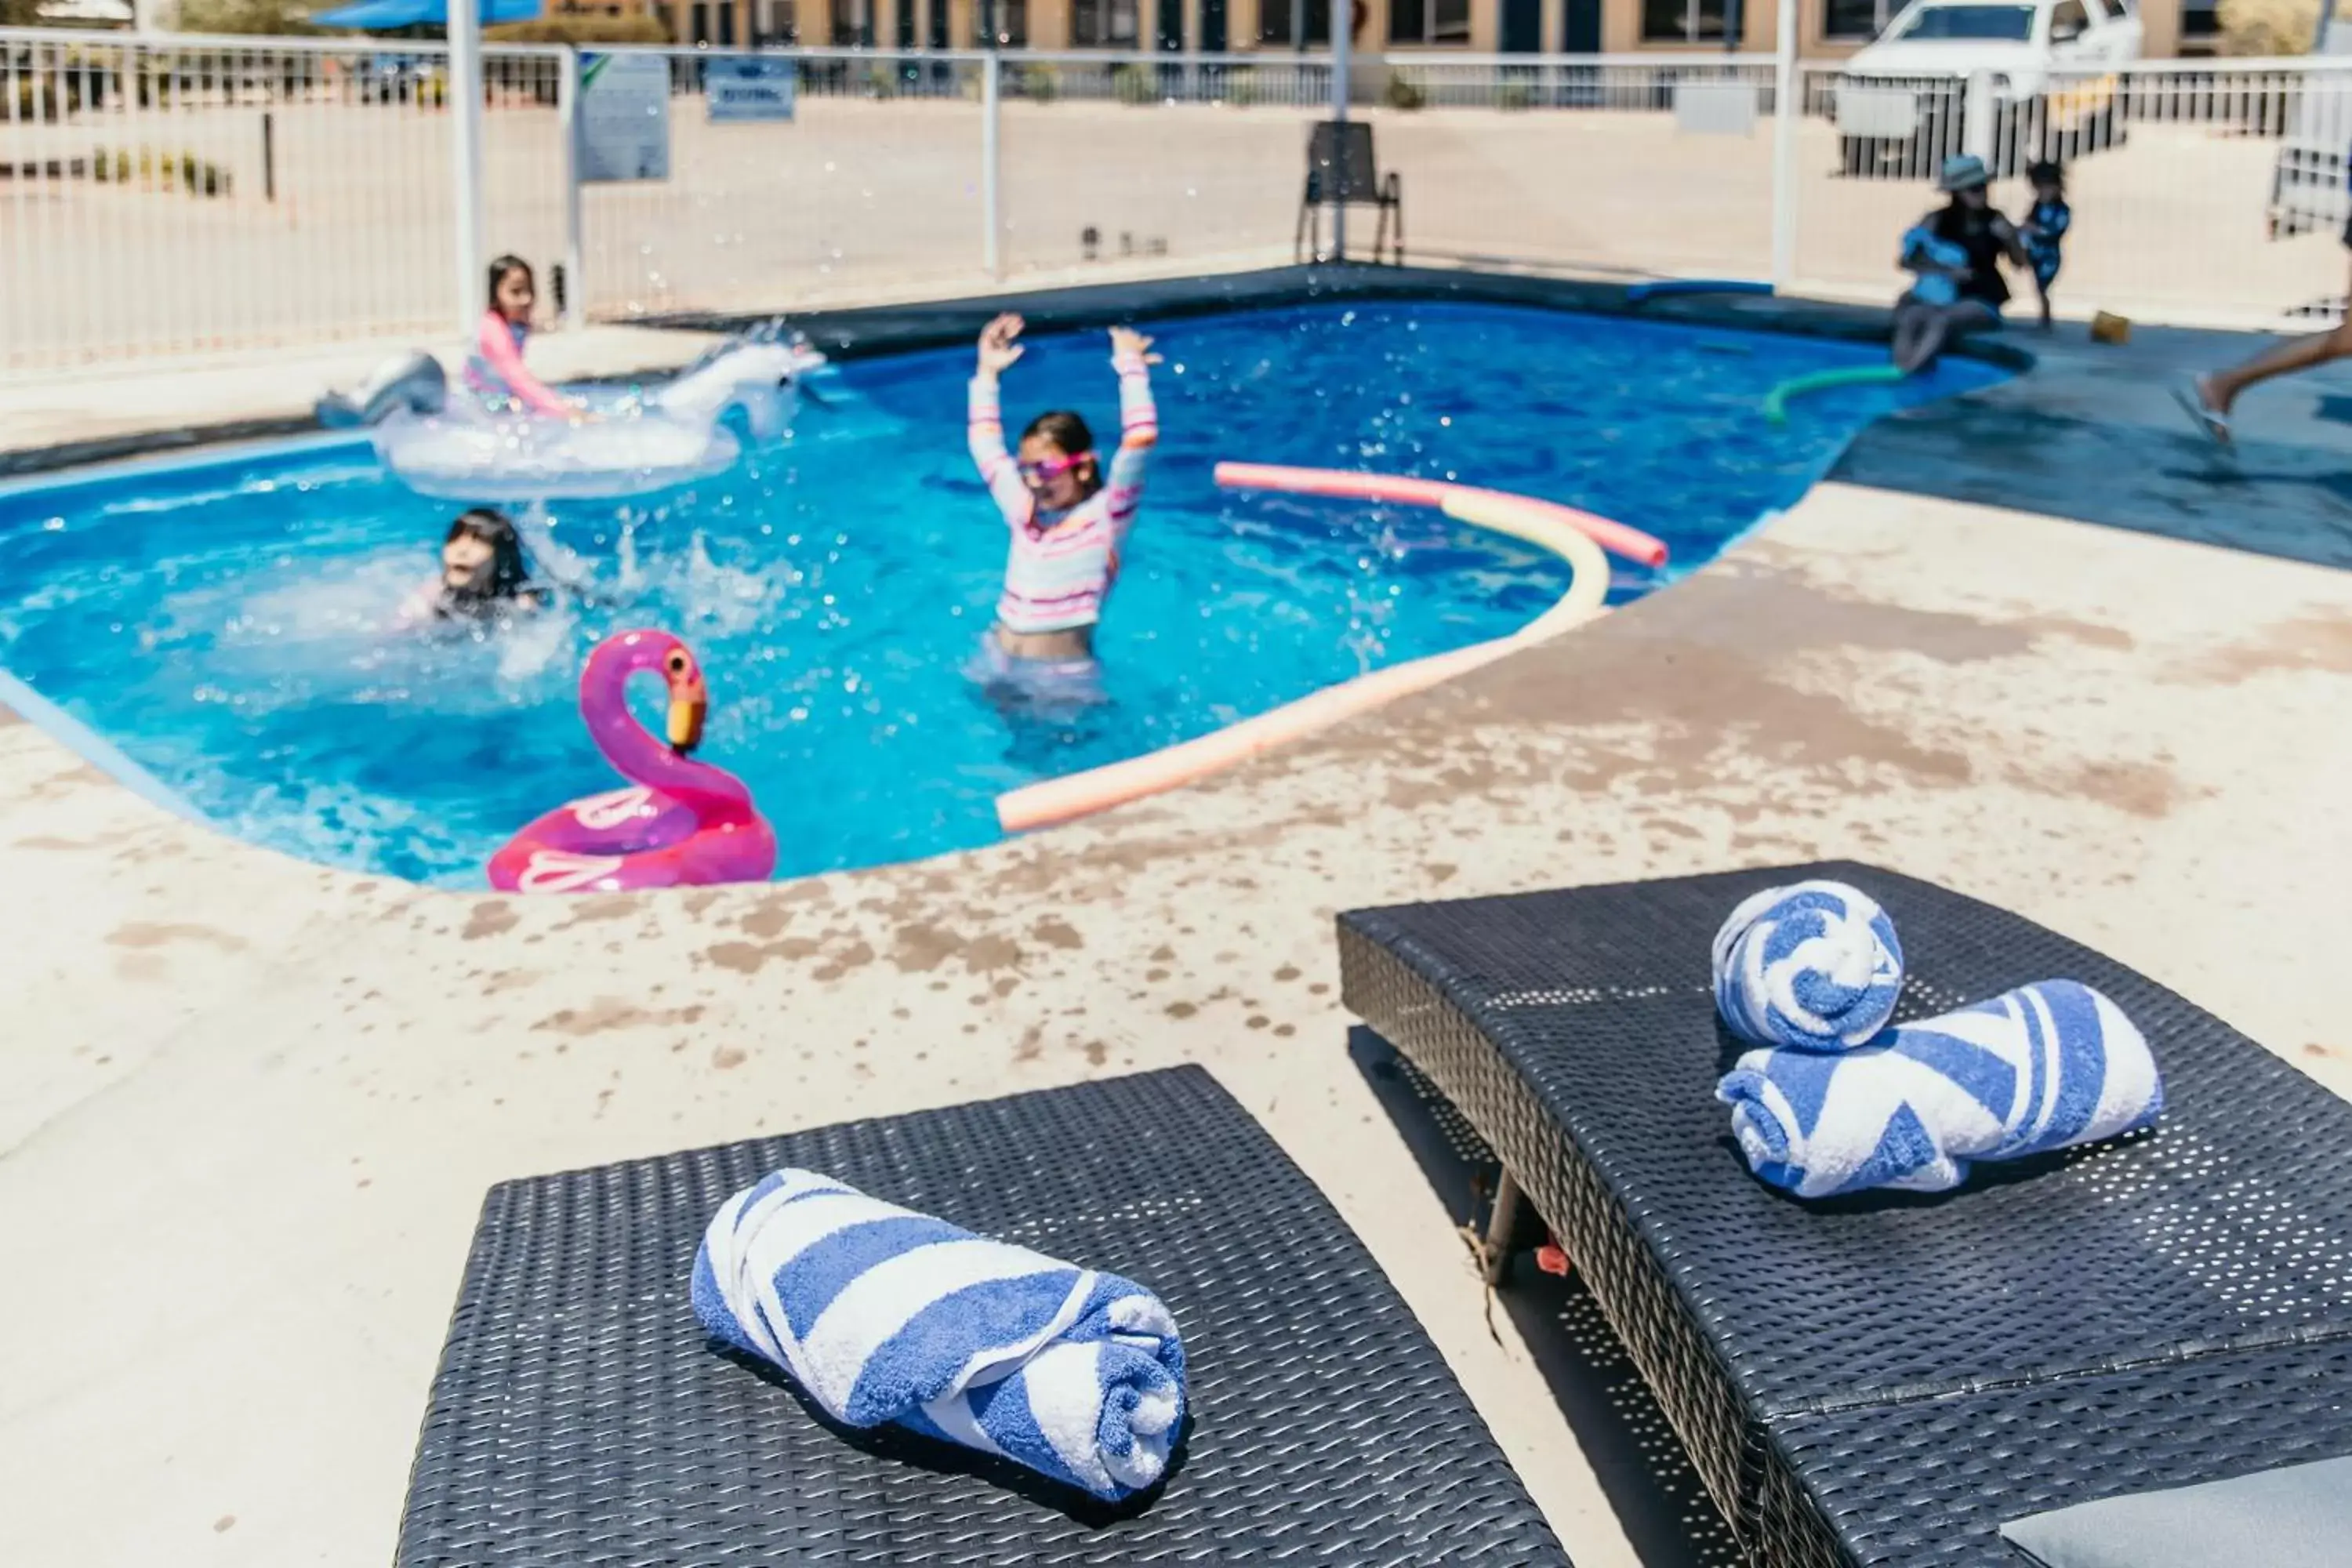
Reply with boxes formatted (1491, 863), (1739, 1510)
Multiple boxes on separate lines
(1835, 321), (2352, 568)
(3, 296), (2351, 1568)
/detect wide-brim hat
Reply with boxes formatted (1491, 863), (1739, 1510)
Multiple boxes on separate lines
(1938, 154), (1991, 193)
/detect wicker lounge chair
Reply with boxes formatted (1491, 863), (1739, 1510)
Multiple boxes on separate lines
(1338, 861), (2352, 1567)
(394, 1064), (1570, 1566)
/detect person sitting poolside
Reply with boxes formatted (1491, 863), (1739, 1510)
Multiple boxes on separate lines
(1890, 155), (2030, 375)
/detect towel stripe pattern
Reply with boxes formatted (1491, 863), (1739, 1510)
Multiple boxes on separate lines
(692, 1169), (1187, 1500)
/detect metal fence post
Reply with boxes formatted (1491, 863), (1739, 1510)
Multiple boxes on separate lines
(1963, 69), (1994, 164)
(982, 51), (1002, 281)
(1330, 31), (1348, 263)
(1769, 0), (1798, 289)
(558, 45), (585, 329)
(448, 0), (488, 340)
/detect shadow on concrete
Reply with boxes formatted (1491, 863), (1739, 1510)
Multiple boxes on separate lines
(1348, 1025), (1743, 1568)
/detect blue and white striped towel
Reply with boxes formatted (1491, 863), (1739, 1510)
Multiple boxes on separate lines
(1715, 979), (2164, 1200)
(691, 1169), (1187, 1501)
(1712, 880), (1906, 1052)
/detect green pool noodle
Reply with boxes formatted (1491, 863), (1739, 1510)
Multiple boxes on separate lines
(1762, 364), (1907, 425)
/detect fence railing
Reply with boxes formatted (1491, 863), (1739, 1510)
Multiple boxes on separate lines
(7, 31), (2352, 375)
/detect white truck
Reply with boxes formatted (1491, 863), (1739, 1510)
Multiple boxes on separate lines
(1834, 0), (2143, 177)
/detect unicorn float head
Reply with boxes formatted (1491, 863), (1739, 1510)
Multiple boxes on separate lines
(488, 630), (778, 894)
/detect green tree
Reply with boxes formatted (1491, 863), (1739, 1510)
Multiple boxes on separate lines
(176, 0), (318, 33)
(2216, 0), (2326, 55)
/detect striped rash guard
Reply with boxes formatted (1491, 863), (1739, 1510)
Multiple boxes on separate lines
(967, 353), (1156, 636)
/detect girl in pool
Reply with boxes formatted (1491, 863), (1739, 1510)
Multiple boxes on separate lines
(468, 256), (583, 419)
(399, 509), (550, 626)
(967, 313), (1159, 677)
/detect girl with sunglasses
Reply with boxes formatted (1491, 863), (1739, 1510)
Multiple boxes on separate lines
(967, 312), (1160, 672)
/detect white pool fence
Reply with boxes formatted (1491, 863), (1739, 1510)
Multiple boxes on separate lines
(5, 26), (2351, 375)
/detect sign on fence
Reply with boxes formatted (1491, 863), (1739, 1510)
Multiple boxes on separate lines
(577, 52), (671, 183)
(706, 56), (797, 123)
(1673, 82), (1759, 137)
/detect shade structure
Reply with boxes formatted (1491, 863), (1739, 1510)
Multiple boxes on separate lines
(312, 0), (540, 27)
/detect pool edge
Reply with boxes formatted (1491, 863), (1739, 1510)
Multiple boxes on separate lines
(0, 665), (207, 826)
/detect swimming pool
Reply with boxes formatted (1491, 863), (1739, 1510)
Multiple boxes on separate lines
(0, 300), (2004, 887)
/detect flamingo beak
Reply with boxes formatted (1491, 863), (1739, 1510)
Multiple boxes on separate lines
(667, 680), (708, 753)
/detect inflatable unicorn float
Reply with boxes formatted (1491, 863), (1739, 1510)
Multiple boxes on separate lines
(318, 321), (828, 502)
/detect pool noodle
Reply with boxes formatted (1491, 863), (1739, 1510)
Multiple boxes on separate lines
(1212, 462), (1668, 569)
(1627, 280), (1774, 303)
(1761, 364), (1907, 425)
(994, 466), (1621, 835)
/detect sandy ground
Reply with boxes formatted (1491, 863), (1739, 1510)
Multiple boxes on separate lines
(2, 459), (2350, 1565)
(5, 93), (2345, 375)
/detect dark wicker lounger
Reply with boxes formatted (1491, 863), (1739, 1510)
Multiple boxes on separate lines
(1338, 861), (2352, 1568)
(394, 1064), (1570, 1566)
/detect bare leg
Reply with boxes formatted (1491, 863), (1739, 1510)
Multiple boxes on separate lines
(2036, 277), (2054, 332)
(2201, 319), (2352, 418)
(1891, 301), (1943, 374)
(2197, 249), (2352, 419)
(1894, 300), (1996, 375)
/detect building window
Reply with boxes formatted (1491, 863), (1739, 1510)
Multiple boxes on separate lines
(974, 0), (1028, 43)
(755, 0), (797, 40)
(1641, 0), (1725, 42)
(1259, 0), (1330, 45)
(1822, 0), (1890, 38)
(1389, 0), (1468, 43)
(829, 0), (866, 44)
(1072, 0), (1141, 43)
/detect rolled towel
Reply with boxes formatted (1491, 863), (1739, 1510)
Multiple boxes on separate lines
(1715, 979), (2164, 1200)
(1712, 880), (1905, 1051)
(691, 1168), (1187, 1501)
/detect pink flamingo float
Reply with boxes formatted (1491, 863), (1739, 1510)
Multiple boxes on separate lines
(488, 630), (777, 894)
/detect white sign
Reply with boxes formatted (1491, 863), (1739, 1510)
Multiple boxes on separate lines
(1674, 82), (1759, 137)
(576, 53), (671, 183)
(706, 56), (797, 123)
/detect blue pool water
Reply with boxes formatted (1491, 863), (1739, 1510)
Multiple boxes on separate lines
(0, 301), (2003, 886)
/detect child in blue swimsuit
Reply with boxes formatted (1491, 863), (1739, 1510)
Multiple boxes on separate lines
(2020, 162), (2071, 333)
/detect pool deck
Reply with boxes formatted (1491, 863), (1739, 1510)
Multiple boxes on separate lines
(6, 277), (2352, 1567)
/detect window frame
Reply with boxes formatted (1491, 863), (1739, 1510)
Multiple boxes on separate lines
(1072, 0), (1142, 45)
(1388, 0), (1471, 44)
(1640, 0), (1730, 45)
(1258, 0), (1333, 46)
(1821, 0), (1894, 39)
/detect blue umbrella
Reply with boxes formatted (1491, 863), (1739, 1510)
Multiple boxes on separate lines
(313, 0), (541, 27)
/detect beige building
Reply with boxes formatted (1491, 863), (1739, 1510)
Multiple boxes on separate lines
(663, 0), (2216, 59)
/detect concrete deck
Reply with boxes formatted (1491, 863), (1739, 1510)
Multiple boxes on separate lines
(5, 288), (2351, 1567)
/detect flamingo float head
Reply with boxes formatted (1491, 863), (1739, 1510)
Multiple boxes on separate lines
(583, 629), (710, 757)
(658, 641), (709, 753)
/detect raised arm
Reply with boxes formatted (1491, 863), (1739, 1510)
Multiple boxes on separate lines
(477, 313), (572, 419)
(969, 313), (1035, 528)
(1102, 326), (1160, 534)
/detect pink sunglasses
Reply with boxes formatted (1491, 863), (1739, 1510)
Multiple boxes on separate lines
(1018, 449), (1096, 485)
